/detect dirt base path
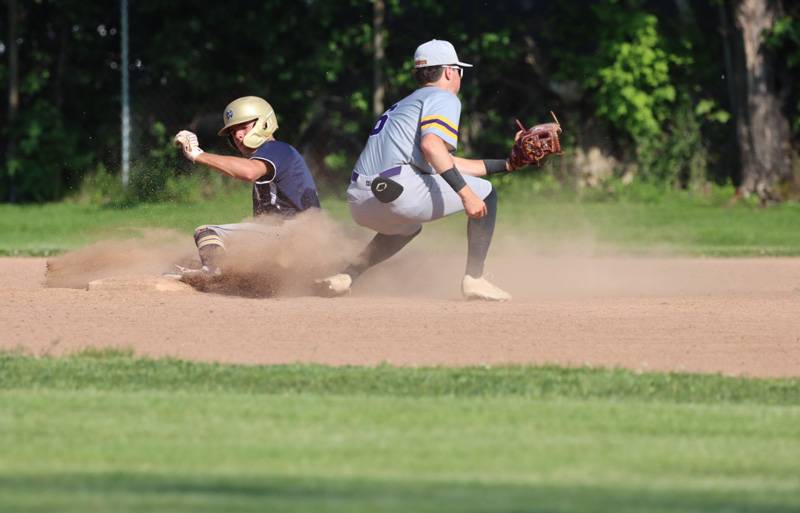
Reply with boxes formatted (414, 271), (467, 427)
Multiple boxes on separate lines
(1, 256), (798, 377)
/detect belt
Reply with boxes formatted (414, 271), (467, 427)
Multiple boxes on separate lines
(351, 166), (401, 187)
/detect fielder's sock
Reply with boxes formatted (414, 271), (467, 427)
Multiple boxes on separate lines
(466, 188), (497, 278)
(344, 228), (422, 280)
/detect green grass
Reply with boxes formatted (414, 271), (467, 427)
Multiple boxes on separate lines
(2, 349), (798, 404)
(1, 351), (799, 512)
(0, 190), (250, 255)
(3, 183), (800, 256)
(505, 200), (800, 256)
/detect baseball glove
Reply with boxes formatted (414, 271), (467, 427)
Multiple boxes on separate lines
(508, 112), (562, 170)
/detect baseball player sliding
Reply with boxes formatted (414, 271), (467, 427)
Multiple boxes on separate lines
(316, 39), (521, 301)
(171, 96), (320, 279)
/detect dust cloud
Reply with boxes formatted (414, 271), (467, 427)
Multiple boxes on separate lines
(45, 230), (194, 289)
(350, 225), (750, 300)
(187, 210), (364, 296)
(45, 210), (364, 297)
(43, 209), (752, 300)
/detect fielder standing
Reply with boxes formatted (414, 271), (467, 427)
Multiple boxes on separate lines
(316, 39), (514, 301)
(172, 96), (320, 278)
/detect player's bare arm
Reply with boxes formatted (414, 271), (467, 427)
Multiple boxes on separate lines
(450, 156), (487, 176)
(451, 156), (512, 176)
(175, 119), (273, 182)
(174, 131), (270, 182)
(194, 153), (270, 182)
(420, 133), (487, 219)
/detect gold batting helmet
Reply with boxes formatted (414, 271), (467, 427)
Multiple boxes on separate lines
(217, 96), (278, 149)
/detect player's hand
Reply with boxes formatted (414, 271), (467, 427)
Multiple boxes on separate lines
(174, 130), (204, 163)
(459, 188), (487, 219)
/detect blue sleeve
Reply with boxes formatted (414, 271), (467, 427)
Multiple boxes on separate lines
(249, 144), (277, 182)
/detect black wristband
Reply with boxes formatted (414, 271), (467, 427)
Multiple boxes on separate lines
(483, 159), (509, 175)
(440, 166), (467, 192)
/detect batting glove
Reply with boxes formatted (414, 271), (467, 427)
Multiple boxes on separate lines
(174, 130), (204, 162)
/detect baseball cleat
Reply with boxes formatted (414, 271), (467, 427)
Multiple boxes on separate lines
(313, 273), (352, 297)
(163, 264), (220, 283)
(461, 275), (512, 302)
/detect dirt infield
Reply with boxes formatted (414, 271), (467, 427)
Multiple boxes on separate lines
(1, 254), (799, 377)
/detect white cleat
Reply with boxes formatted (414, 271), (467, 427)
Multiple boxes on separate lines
(314, 273), (352, 297)
(163, 264), (220, 282)
(461, 275), (512, 302)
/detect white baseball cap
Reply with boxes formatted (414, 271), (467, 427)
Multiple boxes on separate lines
(413, 39), (473, 68)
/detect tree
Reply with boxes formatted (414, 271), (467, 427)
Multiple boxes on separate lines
(733, 0), (794, 202)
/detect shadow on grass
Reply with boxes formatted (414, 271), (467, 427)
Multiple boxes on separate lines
(1, 472), (797, 513)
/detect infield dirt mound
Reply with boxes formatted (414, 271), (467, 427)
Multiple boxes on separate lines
(3, 250), (799, 377)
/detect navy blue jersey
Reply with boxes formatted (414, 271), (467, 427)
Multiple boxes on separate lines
(249, 140), (320, 217)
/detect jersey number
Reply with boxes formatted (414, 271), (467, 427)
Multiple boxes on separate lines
(369, 104), (398, 135)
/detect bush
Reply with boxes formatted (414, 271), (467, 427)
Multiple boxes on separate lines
(636, 100), (708, 187)
(2, 99), (93, 202)
(75, 164), (125, 206)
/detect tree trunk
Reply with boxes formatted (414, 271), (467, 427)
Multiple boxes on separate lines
(7, 0), (18, 123)
(6, 0), (20, 202)
(734, 0), (793, 203)
(372, 0), (385, 117)
(718, 2), (744, 186)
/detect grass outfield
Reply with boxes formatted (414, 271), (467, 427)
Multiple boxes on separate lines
(2, 185), (800, 256)
(1, 351), (799, 512)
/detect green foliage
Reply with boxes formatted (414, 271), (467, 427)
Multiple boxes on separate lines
(589, 3), (677, 139)
(322, 151), (353, 174)
(550, 1), (734, 186)
(3, 0), (799, 200)
(578, 1), (713, 185)
(767, 15), (800, 69)
(1, 1), (122, 202)
(766, 14), (800, 138)
(2, 99), (92, 202)
(635, 99), (708, 186)
(695, 99), (731, 125)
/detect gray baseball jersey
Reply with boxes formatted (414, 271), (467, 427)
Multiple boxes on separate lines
(354, 86), (462, 176)
(347, 85), (493, 236)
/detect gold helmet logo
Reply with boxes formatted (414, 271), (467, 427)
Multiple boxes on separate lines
(217, 96), (279, 149)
